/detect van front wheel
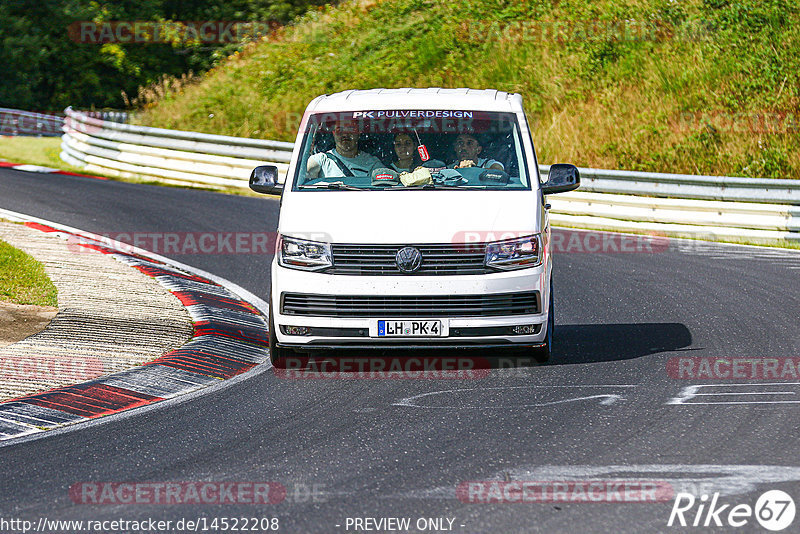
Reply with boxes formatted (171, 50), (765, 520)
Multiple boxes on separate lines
(530, 283), (554, 364)
(268, 299), (294, 369)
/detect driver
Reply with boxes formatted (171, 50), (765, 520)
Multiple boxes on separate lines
(450, 134), (504, 171)
(307, 119), (383, 178)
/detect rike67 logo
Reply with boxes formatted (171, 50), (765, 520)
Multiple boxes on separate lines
(668, 490), (795, 531)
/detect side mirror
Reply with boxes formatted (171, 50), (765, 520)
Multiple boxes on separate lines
(249, 165), (282, 195)
(541, 164), (580, 195)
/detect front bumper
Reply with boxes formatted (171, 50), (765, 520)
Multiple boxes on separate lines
(271, 260), (551, 349)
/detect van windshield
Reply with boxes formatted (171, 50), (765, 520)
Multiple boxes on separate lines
(291, 111), (532, 191)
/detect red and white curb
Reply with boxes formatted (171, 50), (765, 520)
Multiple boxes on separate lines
(0, 208), (270, 441)
(0, 161), (106, 180)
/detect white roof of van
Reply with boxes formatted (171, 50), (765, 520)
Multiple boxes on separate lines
(306, 88), (523, 113)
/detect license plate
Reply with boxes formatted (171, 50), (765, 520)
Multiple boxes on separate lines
(373, 320), (445, 337)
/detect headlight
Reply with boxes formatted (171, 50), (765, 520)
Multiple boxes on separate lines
(485, 234), (542, 270)
(278, 235), (332, 271)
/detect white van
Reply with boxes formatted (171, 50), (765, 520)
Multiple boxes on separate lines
(249, 88), (579, 367)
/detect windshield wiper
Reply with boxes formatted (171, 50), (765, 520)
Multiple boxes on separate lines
(301, 182), (368, 191)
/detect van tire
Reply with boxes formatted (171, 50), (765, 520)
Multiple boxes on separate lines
(531, 282), (554, 364)
(268, 298), (294, 369)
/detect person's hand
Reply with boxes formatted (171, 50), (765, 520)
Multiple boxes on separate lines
(455, 160), (476, 169)
(307, 157), (321, 178)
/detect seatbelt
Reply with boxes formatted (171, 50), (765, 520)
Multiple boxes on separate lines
(325, 151), (355, 177)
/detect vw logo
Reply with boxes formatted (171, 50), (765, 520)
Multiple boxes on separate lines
(395, 247), (423, 273)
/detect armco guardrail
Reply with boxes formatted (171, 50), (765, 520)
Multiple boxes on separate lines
(60, 109), (799, 243)
(537, 166), (800, 243)
(546, 191), (799, 243)
(540, 164), (800, 205)
(61, 107), (294, 188)
(1, 108), (64, 137)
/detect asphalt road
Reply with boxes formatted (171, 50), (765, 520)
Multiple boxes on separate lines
(1, 167), (800, 533)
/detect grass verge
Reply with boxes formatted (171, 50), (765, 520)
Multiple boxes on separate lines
(0, 239), (58, 306)
(0, 136), (269, 196)
(137, 0), (800, 179)
(0, 136), (83, 173)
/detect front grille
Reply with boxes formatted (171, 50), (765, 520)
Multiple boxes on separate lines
(281, 291), (539, 318)
(329, 243), (489, 275)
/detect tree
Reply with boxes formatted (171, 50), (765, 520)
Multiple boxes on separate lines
(0, 0), (332, 110)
